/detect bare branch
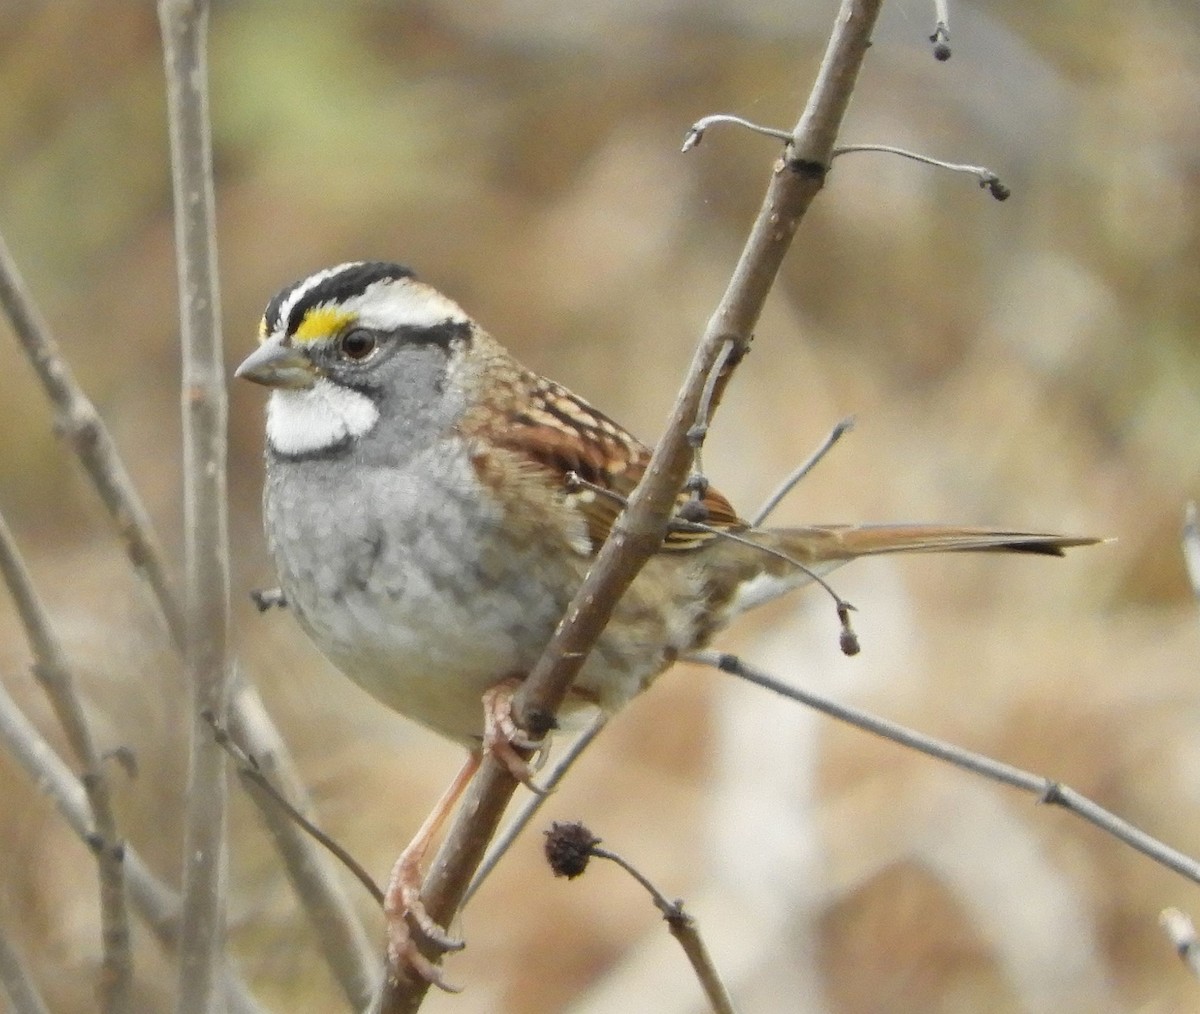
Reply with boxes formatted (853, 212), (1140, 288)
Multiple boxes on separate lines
(544, 823), (736, 1014)
(157, 1), (232, 1009)
(382, 2), (885, 1007)
(751, 416), (855, 525)
(831, 144), (1009, 199)
(224, 682), (378, 1007)
(682, 114), (792, 153)
(698, 650), (1200, 885)
(0, 511), (131, 1012)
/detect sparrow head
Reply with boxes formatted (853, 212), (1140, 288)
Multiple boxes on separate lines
(237, 261), (474, 458)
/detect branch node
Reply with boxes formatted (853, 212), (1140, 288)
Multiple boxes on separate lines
(788, 157), (829, 180)
(1039, 780), (1066, 806)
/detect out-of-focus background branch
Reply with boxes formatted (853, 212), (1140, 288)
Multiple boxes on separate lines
(0, 2), (1197, 1011)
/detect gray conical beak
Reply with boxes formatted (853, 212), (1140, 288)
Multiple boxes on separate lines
(235, 335), (317, 389)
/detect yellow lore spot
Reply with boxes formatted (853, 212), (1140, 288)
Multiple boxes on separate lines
(293, 306), (358, 343)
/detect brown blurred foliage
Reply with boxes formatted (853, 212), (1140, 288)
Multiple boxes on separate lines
(1, 1), (1200, 1011)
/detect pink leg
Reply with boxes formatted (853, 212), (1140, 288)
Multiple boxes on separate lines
(383, 752), (479, 990)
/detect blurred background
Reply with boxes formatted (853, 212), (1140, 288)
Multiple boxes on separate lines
(1, 1), (1199, 1011)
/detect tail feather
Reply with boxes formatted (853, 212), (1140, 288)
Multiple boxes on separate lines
(724, 524), (1105, 615)
(773, 524), (1103, 561)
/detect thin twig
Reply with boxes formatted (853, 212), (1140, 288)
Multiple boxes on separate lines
(0, 923), (50, 1014)
(751, 416), (855, 525)
(591, 848), (735, 1014)
(596, 847), (735, 1014)
(831, 144), (1009, 199)
(0, 676), (266, 1013)
(543, 824), (735, 1014)
(212, 715), (384, 905)
(383, 2), (885, 1007)
(682, 114), (792, 153)
(688, 338), (737, 482)
(463, 714), (609, 905)
(224, 681), (378, 1007)
(0, 511), (131, 1013)
(669, 517), (860, 653)
(158, 2), (232, 1010)
(696, 650), (1200, 884)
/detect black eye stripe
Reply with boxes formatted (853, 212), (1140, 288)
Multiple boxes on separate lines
(265, 262), (416, 336)
(396, 320), (472, 348)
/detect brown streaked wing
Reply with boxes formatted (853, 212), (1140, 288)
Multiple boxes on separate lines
(488, 375), (743, 554)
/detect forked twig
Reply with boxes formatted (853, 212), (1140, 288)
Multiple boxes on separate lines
(564, 470), (861, 655)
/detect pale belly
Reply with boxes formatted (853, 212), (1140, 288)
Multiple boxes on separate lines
(265, 445), (718, 744)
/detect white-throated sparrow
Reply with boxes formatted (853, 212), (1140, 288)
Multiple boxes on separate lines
(236, 260), (1098, 985)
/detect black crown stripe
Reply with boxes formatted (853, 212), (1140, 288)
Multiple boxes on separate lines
(265, 262), (416, 338)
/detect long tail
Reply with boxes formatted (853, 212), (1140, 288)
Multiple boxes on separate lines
(727, 523), (1104, 613)
(771, 523), (1101, 560)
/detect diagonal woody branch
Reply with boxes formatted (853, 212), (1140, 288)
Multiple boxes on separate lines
(381, 1), (884, 1008)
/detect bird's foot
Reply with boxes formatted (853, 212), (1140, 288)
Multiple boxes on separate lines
(482, 678), (549, 794)
(383, 836), (464, 992)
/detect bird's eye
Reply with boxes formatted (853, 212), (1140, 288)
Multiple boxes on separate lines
(339, 328), (377, 361)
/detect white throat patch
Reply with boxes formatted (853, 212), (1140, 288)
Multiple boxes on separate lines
(266, 378), (379, 455)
